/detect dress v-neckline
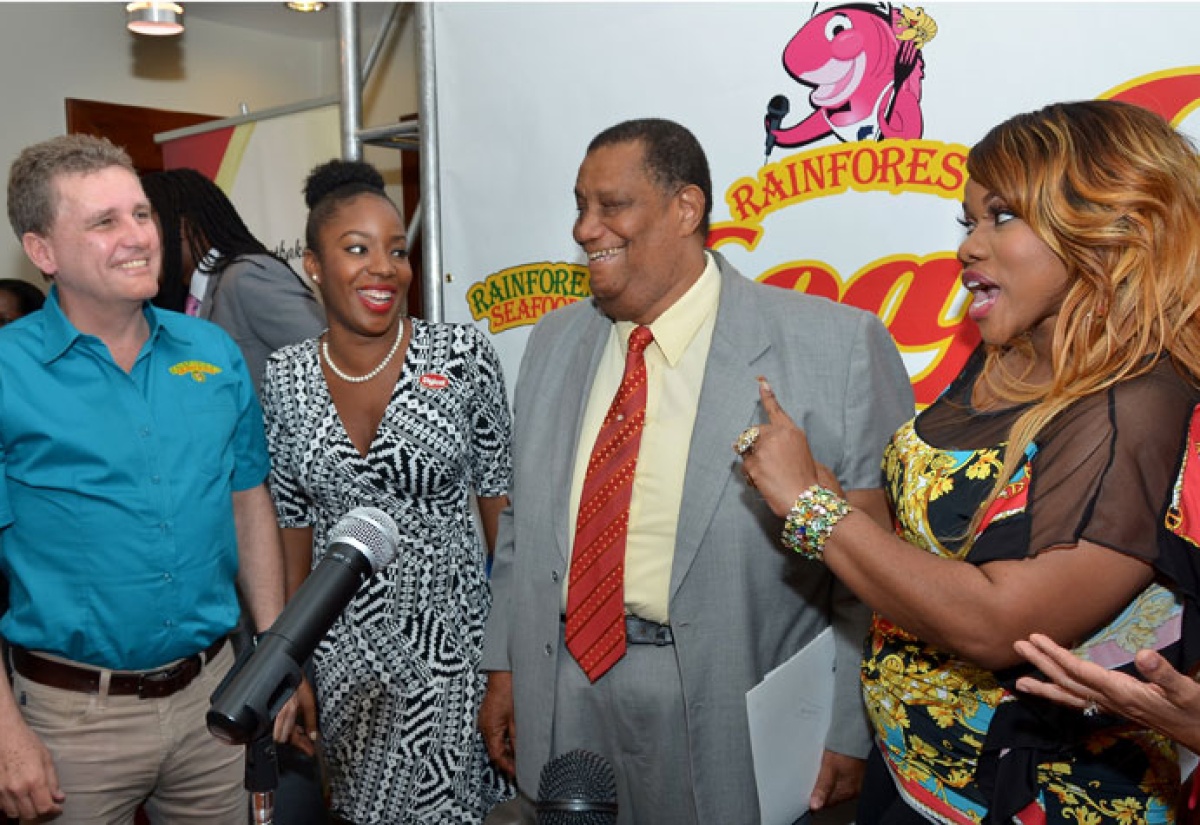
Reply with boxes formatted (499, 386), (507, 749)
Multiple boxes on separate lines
(325, 320), (421, 460)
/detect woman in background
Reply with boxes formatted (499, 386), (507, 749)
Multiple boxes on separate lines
(142, 167), (325, 389)
(741, 100), (1200, 822)
(0, 278), (44, 327)
(261, 159), (513, 824)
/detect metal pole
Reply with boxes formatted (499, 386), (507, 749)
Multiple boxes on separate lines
(156, 4), (406, 145)
(407, 200), (423, 255)
(155, 94), (341, 143)
(361, 3), (404, 85)
(337, 2), (362, 161)
(357, 120), (419, 148)
(416, 2), (443, 322)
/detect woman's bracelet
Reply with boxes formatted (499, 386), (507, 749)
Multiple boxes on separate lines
(780, 485), (852, 561)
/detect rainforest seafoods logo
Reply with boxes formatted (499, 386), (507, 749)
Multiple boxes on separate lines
(467, 262), (591, 333)
(724, 139), (966, 228)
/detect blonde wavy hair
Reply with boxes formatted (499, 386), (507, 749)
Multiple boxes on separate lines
(966, 99), (1200, 531)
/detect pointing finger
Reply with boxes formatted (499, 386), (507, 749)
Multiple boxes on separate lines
(757, 376), (795, 426)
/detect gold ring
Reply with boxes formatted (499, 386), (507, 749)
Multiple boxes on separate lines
(742, 468), (757, 489)
(734, 426), (761, 456)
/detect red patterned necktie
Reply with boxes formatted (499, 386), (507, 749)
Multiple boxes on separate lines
(565, 325), (654, 682)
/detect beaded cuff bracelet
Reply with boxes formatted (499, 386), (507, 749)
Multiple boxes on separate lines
(781, 484), (852, 561)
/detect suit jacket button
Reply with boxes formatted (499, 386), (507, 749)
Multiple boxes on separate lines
(551, 570), (559, 582)
(545, 643), (553, 656)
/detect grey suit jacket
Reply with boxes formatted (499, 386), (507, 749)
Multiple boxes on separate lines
(482, 250), (914, 821)
(200, 254), (326, 392)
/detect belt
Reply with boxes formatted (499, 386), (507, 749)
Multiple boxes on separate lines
(624, 615), (674, 646)
(561, 614), (674, 646)
(9, 637), (227, 700)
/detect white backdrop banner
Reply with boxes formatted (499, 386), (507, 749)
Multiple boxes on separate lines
(433, 2), (1200, 407)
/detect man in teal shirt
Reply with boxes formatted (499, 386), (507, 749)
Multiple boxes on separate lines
(0, 135), (292, 823)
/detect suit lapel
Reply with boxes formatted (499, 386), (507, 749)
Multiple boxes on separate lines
(670, 256), (771, 599)
(551, 306), (612, 562)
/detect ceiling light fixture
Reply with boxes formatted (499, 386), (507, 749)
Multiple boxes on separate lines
(126, 1), (184, 36)
(285, 2), (327, 12)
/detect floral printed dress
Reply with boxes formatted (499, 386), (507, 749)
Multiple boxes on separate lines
(863, 348), (1200, 824)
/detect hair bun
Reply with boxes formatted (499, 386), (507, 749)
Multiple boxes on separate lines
(303, 159), (386, 209)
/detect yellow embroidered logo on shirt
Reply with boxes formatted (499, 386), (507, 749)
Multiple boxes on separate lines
(170, 361), (222, 382)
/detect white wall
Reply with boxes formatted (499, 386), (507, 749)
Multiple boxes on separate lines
(0, 2), (418, 287)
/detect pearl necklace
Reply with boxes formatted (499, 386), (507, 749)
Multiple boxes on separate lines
(322, 325), (403, 384)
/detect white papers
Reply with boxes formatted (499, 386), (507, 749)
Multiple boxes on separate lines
(746, 627), (835, 825)
(1180, 746), (1198, 781)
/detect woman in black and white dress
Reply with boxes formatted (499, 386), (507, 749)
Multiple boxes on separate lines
(261, 159), (513, 824)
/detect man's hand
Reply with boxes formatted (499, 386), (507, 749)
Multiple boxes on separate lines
(809, 749), (865, 811)
(477, 671), (517, 777)
(0, 715), (64, 819)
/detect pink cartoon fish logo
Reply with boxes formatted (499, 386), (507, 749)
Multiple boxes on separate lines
(763, 2), (935, 159)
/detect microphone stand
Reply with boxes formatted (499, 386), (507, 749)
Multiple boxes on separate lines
(246, 734), (279, 825)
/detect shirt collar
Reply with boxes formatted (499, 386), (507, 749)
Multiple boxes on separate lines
(616, 251), (720, 366)
(39, 287), (180, 363)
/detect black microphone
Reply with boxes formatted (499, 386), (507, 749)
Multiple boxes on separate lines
(764, 94), (791, 162)
(536, 749), (617, 825)
(207, 506), (400, 745)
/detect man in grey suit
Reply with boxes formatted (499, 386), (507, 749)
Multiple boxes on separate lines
(478, 118), (913, 824)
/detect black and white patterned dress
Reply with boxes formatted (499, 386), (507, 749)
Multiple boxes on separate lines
(262, 319), (513, 824)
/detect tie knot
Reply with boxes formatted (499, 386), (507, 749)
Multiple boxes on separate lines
(628, 326), (653, 354)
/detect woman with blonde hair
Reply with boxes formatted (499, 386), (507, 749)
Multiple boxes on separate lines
(742, 99), (1200, 822)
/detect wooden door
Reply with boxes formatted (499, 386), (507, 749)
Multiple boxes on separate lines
(65, 98), (219, 173)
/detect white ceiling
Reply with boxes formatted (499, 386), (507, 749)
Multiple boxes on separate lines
(183, 2), (395, 42)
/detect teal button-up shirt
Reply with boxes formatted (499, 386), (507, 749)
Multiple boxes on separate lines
(0, 289), (269, 669)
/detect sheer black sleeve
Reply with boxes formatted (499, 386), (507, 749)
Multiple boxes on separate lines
(972, 362), (1199, 563)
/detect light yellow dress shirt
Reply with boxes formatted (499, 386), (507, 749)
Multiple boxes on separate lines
(565, 252), (720, 624)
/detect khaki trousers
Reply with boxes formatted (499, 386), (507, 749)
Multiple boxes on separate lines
(13, 643), (247, 825)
